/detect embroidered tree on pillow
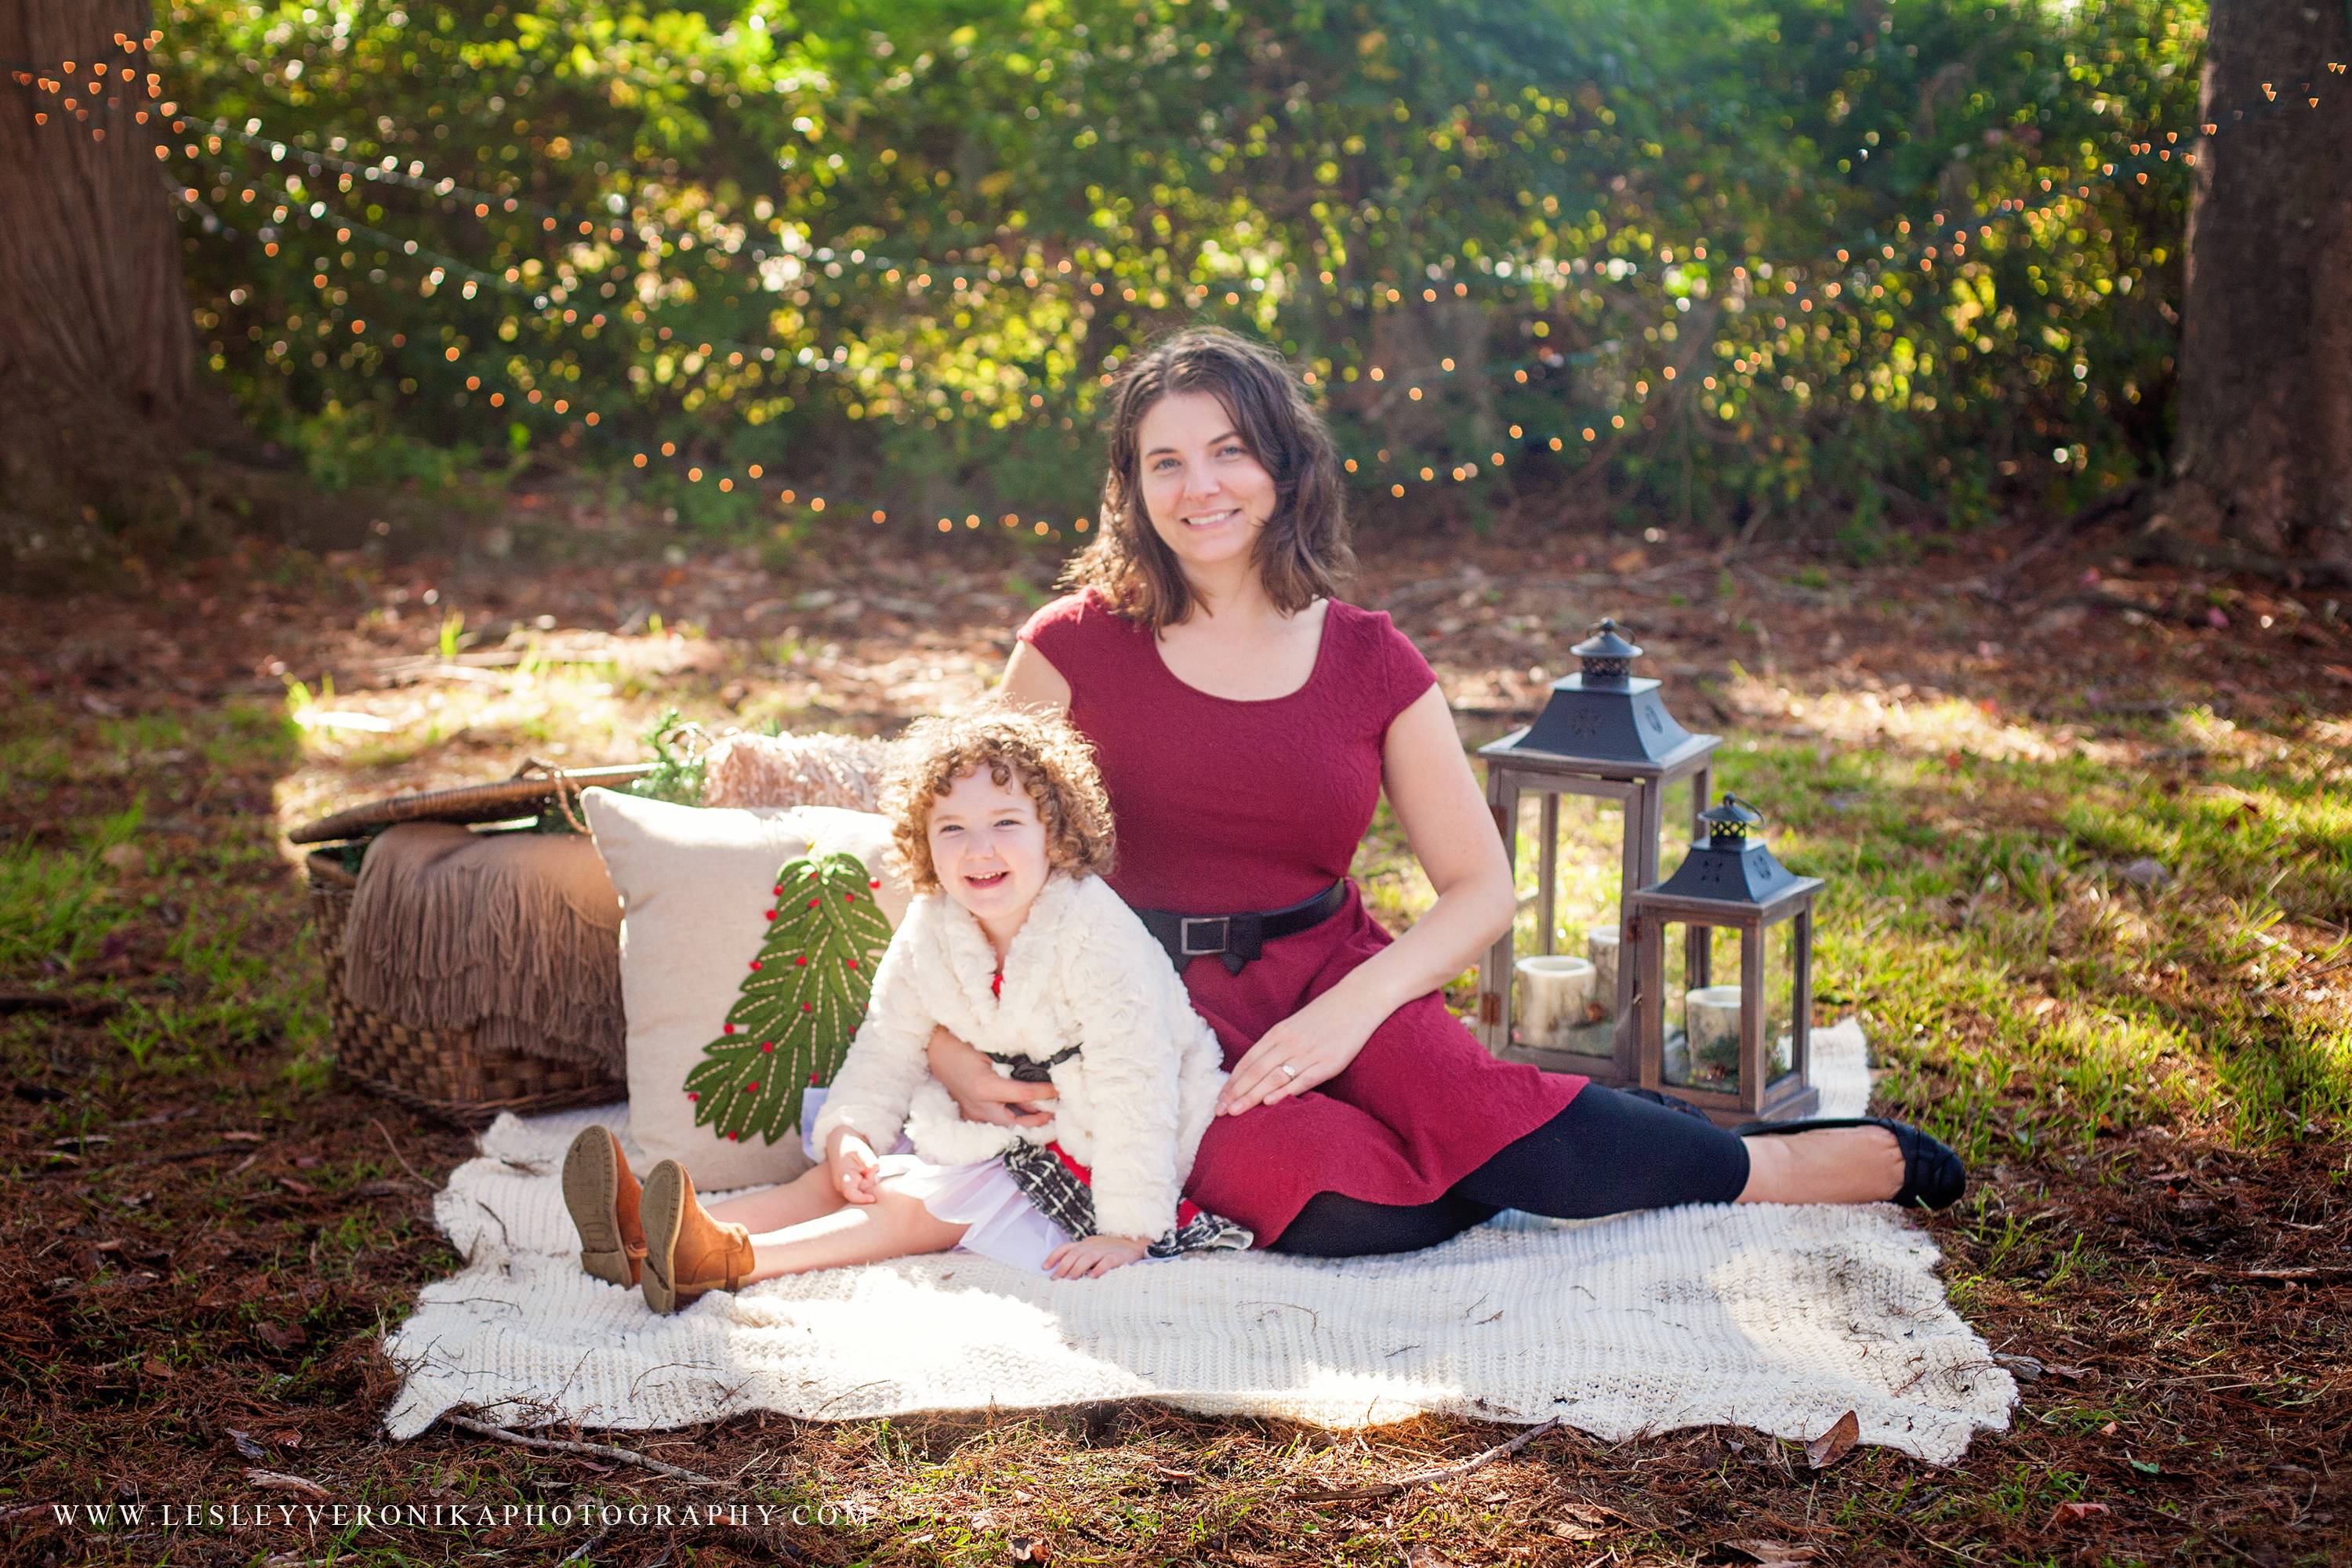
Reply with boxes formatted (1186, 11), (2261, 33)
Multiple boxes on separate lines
(684, 848), (891, 1145)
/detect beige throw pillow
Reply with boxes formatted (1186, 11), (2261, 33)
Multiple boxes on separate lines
(580, 789), (912, 1190)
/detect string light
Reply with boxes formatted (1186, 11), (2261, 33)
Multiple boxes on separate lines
(180, 127), (1668, 476)
(20, 36), (2345, 299)
(150, 68), (2346, 441)
(126, 53), (2332, 366)
(13, 41), (2349, 520)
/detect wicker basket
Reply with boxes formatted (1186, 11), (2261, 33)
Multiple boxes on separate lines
(296, 762), (648, 1126)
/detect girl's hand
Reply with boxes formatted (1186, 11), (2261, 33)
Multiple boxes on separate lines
(1215, 983), (1386, 1116)
(1042, 1234), (1151, 1279)
(927, 1023), (1057, 1127)
(826, 1127), (881, 1203)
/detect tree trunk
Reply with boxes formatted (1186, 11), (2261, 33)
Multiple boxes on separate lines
(2153, 0), (2352, 580)
(0, 0), (198, 574)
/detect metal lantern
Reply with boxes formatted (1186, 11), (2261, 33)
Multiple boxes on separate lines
(1475, 617), (1721, 1083)
(1624, 795), (1823, 1126)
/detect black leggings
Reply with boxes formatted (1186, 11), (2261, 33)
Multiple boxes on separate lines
(1270, 1082), (1752, 1258)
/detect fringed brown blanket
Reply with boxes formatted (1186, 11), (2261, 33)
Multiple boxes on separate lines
(340, 822), (624, 1073)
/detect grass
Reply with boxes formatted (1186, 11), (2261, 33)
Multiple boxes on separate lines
(2, 524), (2347, 1563)
(1373, 713), (2351, 1156)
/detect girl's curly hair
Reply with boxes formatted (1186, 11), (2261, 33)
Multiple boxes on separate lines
(879, 706), (1116, 895)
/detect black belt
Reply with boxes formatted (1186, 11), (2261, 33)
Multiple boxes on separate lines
(1132, 880), (1348, 976)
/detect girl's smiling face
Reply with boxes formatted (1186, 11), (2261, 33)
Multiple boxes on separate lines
(924, 764), (1051, 932)
(1134, 390), (1278, 575)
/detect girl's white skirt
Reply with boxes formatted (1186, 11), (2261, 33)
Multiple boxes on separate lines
(871, 1151), (1072, 1274)
(800, 1087), (1070, 1275)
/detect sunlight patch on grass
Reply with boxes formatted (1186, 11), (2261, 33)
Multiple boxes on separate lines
(0, 800), (144, 976)
(0, 696), (325, 1104)
(1722, 667), (2125, 764)
(1439, 706), (2348, 1149)
(271, 662), (663, 838)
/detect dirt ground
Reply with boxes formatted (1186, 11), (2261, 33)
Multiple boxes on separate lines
(2, 504), (2347, 1566)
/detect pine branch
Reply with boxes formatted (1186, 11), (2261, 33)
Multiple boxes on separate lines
(682, 849), (891, 1146)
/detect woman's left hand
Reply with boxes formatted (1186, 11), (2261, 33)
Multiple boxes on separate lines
(1214, 983), (1387, 1116)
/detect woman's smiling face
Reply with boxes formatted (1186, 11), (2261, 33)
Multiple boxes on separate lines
(1134, 390), (1278, 575)
(924, 764), (1051, 929)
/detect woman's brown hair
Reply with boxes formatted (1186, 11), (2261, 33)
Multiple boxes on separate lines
(1060, 325), (1354, 630)
(879, 706), (1116, 895)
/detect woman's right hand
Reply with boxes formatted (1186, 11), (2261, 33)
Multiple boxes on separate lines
(927, 1023), (1056, 1127)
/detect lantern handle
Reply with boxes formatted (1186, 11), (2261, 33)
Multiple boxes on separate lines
(1701, 793), (1766, 831)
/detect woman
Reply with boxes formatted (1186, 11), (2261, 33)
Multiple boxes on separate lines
(924, 325), (1960, 1257)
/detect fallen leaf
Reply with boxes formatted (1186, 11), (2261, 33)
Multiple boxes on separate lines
(1804, 1410), (1860, 1470)
(221, 1131), (267, 1144)
(227, 1428), (268, 1462)
(271, 1429), (303, 1450)
(1610, 547), (1648, 574)
(277, 1176), (313, 1196)
(2044, 1363), (2095, 1381)
(255, 1322), (307, 1352)
(2049, 1501), (2110, 1525)
(1722, 1542), (1820, 1566)
(1007, 1535), (1049, 1563)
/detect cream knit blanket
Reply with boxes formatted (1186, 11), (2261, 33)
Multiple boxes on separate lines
(382, 1019), (2016, 1464)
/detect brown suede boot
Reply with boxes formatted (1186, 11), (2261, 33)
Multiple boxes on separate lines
(639, 1159), (755, 1314)
(561, 1124), (647, 1288)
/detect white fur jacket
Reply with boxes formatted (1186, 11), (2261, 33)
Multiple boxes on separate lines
(809, 870), (1229, 1240)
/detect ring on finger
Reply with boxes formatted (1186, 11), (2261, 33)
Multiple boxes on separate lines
(1279, 1063), (1298, 1079)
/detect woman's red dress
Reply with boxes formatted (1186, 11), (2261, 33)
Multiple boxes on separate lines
(1018, 587), (1584, 1245)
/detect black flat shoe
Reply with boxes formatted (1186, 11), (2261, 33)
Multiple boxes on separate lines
(1730, 1115), (1967, 1211)
(1620, 1085), (1717, 1124)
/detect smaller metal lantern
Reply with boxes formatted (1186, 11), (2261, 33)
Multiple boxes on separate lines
(1625, 795), (1822, 1126)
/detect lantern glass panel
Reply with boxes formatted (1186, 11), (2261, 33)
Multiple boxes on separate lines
(1768, 918), (1802, 1086)
(1505, 790), (1629, 1061)
(1656, 917), (1793, 1094)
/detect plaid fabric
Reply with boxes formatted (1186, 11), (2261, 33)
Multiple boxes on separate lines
(984, 1043), (1083, 1084)
(1000, 1142), (1254, 1258)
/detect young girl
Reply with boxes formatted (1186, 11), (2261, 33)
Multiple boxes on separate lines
(562, 707), (1248, 1314)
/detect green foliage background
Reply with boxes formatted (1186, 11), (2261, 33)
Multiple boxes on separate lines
(159, 0), (2206, 548)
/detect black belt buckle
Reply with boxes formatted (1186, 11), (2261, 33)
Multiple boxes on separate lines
(1178, 915), (1230, 956)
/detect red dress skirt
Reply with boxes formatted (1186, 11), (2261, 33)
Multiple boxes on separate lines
(1018, 589), (1584, 1244)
